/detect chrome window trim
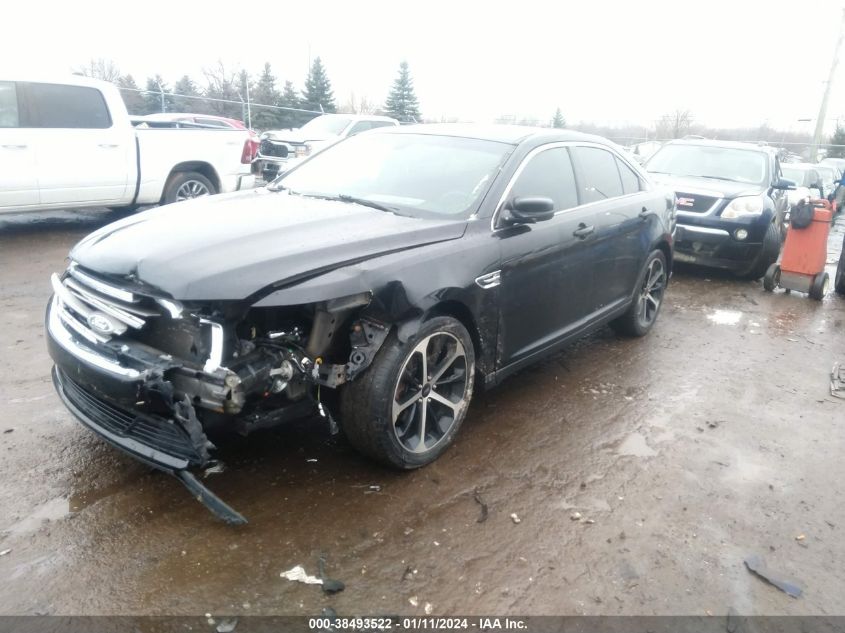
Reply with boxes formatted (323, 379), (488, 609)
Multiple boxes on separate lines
(490, 141), (648, 231)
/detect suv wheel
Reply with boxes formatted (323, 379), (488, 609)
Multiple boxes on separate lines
(340, 317), (475, 469)
(610, 249), (668, 337)
(737, 222), (781, 280)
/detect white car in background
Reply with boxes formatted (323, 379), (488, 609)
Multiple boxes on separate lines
(0, 75), (255, 213)
(781, 163), (824, 207)
(252, 113), (399, 181)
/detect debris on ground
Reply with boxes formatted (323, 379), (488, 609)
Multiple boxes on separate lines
(409, 596), (419, 607)
(3, 428), (12, 434)
(424, 602), (433, 614)
(795, 534), (806, 541)
(831, 362), (845, 400)
(216, 618), (237, 633)
(510, 513), (521, 524)
(365, 485), (382, 494)
(744, 555), (803, 598)
(571, 512), (582, 521)
(202, 462), (226, 478)
(318, 555), (345, 594)
(280, 565), (323, 585)
(402, 566), (416, 582)
(0, 549), (10, 556)
(585, 518), (596, 525)
(473, 489), (489, 523)
(306, 458), (318, 463)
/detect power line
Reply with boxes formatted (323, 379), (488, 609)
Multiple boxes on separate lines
(119, 86), (325, 116)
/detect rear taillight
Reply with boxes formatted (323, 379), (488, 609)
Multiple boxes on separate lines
(241, 139), (258, 164)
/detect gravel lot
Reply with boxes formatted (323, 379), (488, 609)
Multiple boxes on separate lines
(1, 208), (844, 617)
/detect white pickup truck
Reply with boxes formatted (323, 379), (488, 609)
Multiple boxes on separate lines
(0, 75), (255, 213)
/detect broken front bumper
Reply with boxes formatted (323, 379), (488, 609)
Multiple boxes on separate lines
(45, 297), (247, 524)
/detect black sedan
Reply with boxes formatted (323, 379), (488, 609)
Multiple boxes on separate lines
(45, 125), (675, 522)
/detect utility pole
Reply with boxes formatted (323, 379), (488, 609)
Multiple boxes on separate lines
(811, 7), (845, 162)
(157, 80), (166, 113)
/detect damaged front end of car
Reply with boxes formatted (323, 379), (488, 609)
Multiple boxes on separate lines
(46, 262), (391, 524)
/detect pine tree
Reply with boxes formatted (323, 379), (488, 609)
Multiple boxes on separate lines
(384, 61), (421, 123)
(301, 57), (336, 114)
(142, 75), (174, 114)
(829, 125), (845, 158)
(251, 63), (283, 131)
(171, 75), (201, 113)
(116, 74), (144, 114)
(552, 108), (565, 129)
(277, 80), (305, 128)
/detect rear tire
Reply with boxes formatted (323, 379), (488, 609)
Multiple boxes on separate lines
(763, 263), (780, 292)
(162, 171), (216, 205)
(737, 222), (781, 281)
(340, 317), (475, 469)
(610, 249), (668, 337)
(809, 272), (829, 301)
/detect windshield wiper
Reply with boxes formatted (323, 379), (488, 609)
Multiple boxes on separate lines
(301, 193), (398, 214)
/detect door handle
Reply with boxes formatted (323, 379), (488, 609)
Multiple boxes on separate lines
(98, 143), (120, 148)
(1, 144), (27, 149)
(639, 206), (651, 219)
(573, 223), (595, 239)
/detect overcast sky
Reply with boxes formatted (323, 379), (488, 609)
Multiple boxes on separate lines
(4, 0), (845, 133)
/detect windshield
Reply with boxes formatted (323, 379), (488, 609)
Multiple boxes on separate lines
(275, 132), (513, 218)
(646, 144), (768, 185)
(300, 115), (352, 136)
(781, 167), (810, 187)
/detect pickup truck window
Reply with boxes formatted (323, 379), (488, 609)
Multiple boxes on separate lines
(0, 81), (18, 127)
(26, 82), (112, 129)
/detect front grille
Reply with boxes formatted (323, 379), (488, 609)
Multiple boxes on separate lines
(58, 369), (204, 465)
(52, 265), (163, 344)
(675, 192), (719, 213)
(259, 139), (289, 158)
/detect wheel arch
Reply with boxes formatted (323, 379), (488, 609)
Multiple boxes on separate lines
(422, 299), (486, 377)
(166, 162), (221, 194)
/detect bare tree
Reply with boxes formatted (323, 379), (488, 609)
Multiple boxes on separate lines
(656, 110), (693, 139)
(75, 58), (122, 83)
(341, 92), (378, 114)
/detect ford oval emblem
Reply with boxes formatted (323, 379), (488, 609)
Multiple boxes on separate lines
(87, 312), (114, 335)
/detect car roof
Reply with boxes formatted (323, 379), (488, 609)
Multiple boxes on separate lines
(314, 113), (398, 123)
(663, 138), (775, 154)
(378, 123), (614, 146)
(1, 74), (114, 89)
(781, 162), (818, 171)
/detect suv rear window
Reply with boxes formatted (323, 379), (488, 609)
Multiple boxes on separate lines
(26, 82), (112, 129)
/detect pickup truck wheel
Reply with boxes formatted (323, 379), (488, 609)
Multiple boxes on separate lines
(162, 172), (215, 205)
(610, 249), (667, 337)
(340, 317), (475, 469)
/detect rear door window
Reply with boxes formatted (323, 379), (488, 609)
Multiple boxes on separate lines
(0, 81), (19, 127)
(572, 146), (624, 203)
(26, 82), (112, 129)
(510, 146), (579, 212)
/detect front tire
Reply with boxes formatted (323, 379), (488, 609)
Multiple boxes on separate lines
(162, 171), (216, 205)
(340, 317), (475, 469)
(737, 222), (781, 281)
(610, 249), (668, 337)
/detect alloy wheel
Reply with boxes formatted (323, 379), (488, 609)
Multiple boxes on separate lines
(638, 257), (666, 326)
(175, 180), (211, 201)
(392, 332), (468, 453)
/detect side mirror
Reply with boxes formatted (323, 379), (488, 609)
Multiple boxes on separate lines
(502, 197), (556, 224)
(774, 178), (797, 190)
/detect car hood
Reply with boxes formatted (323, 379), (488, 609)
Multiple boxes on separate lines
(70, 189), (467, 301)
(263, 129), (335, 144)
(648, 174), (764, 199)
